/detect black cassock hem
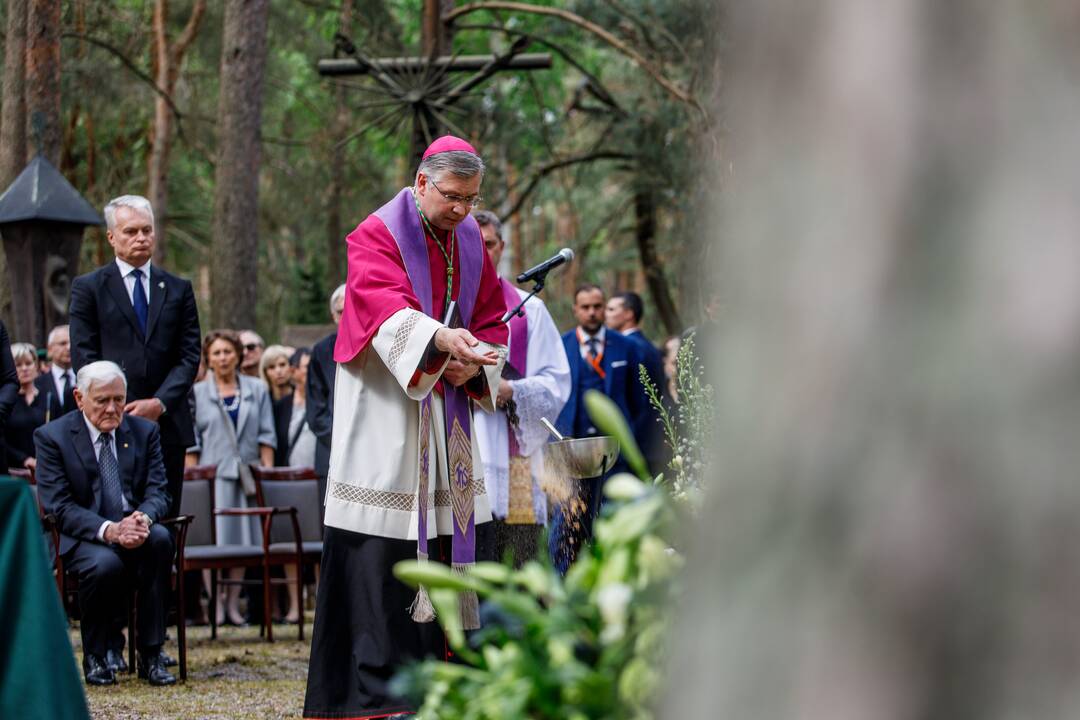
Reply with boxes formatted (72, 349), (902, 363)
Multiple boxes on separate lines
(303, 527), (444, 718)
(304, 523), (498, 718)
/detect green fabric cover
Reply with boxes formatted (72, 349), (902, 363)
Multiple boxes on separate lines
(0, 477), (89, 719)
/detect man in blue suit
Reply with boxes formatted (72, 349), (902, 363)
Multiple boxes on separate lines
(35, 361), (176, 687)
(306, 284), (345, 516)
(69, 195), (201, 521)
(606, 291), (670, 474)
(551, 284), (647, 572)
(33, 325), (79, 420)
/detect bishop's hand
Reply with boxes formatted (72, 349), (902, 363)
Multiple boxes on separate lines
(434, 327), (498, 366)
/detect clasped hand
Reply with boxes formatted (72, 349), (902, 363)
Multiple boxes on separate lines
(105, 511), (152, 549)
(435, 328), (498, 387)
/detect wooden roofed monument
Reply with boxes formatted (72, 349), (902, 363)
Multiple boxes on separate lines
(0, 154), (103, 345)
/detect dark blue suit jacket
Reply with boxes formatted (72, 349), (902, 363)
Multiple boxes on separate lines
(68, 262), (201, 447)
(624, 330), (664, 394)
(35, 412), (170, 556)
(33, 371), (78, 420)
(623, 329), (669, 472)
(306, 332), (337, 479)
(555, 328), (648, 449)
(0, 321), (17, 467)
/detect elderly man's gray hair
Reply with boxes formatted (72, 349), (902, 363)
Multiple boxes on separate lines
(472, 210), (502, 239)
(104, 195), (155, 231)
(77, 360), (128, 395)
(329, 283), (346, 315)
(47, 324), (69, 346)
(415, 150), (486, 184)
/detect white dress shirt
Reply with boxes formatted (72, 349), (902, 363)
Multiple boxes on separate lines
(577, 325), (606, 361)
(50, 363), (75, 397)
(115, 256), (152, 305)
(86, 414), (132, 541)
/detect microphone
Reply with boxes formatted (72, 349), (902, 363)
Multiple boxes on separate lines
(516, 248), (574, 284)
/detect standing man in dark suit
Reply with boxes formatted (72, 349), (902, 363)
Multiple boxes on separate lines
(551, 284), (648, 572)
(35, 361), (176, 686)
(605, 291), (669, 474)
(69, 195), (201, 520)
(0, 320), (17, 467)
(306, 283), (345, 511)
(34, 325), (78, 421)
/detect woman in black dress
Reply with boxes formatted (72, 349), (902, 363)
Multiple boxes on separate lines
(6, 343), (48, 472)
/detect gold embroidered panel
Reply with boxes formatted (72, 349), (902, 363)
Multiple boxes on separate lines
(387, 310), (421, 373)
(330, 479), (486, 511)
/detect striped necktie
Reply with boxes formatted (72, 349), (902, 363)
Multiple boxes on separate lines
(97, 433), (124, 522)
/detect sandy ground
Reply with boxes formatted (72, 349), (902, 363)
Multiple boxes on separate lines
(74, 617), (312, 719)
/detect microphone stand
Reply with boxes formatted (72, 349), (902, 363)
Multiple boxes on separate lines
(501, 275), (547, 323)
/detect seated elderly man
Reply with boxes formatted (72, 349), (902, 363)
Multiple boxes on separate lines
(36, 361), (176, 687)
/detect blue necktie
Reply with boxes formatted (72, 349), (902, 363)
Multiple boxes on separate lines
(131, 268), (148, 335)
(98, 433), (124, 522)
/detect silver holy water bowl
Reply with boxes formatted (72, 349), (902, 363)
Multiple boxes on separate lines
(542, 435), (620, 480)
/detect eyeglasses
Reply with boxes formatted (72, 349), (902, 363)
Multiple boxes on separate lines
(428, 178), (482, 208)
(244, 343), (261, 352)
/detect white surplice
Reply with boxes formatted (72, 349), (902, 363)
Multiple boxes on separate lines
(324, 307), (506, 540)
(473, 287), (571, 524)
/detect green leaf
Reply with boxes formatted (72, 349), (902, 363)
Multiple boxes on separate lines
(429, 587), (465, 650)
(594, 495), (664, 547)
(393, 560), (489, 594)
(604, 473), (648, 501)
(584, 390), (651, 481)
(470, 561), (514, 585)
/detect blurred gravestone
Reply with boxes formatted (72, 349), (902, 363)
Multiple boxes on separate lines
(667, 2), (1080, 718)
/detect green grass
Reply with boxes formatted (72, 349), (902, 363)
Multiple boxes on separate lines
(73, 618), (312, 719)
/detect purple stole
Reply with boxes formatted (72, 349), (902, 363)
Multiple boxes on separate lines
(501, 277), (529, 454)
(374, 187), (485, 627)
(501, 278), (538, 524)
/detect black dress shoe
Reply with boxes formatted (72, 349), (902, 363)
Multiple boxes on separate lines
(159, 650), (178, 668)
(137, 650), (178, 686)
(105, 648), (129, 673)
(82, 653), (117, 686)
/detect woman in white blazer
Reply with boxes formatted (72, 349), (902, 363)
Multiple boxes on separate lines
(186, 329), (275, 625)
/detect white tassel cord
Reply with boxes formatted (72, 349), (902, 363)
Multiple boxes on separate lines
(453, 563), (480, 630)
(409, 553), (437, 623)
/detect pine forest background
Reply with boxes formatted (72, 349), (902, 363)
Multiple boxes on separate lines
(0, 0), (717, 344)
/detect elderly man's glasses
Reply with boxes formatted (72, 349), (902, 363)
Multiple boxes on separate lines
(428, 178), (482, 208)
(244, 343), (260, 352)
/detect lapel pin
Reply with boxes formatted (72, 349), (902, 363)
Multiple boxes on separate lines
(158, 281), (165, 289)
(123, 443), (129, 449)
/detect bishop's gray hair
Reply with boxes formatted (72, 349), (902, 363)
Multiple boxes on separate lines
(76, 360), (128, 395)
(415, 151), (486, 185)
(104, 195), (155, 231)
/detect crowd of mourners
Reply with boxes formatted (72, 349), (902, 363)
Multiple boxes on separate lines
(0, 187), (700, 696)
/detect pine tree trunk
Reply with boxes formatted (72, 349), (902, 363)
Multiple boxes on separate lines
(1, 0), (28, 185)
(666, 2), (1080, 717)
(633, 189), (681, 335)
(0, 0), (28, 323)
(149, 0), (206, 266)
(148, 0), (174, 266)
(210, 0), (270, 328)
(324, 0), (354, 294)
(25, 0), (60, 163)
